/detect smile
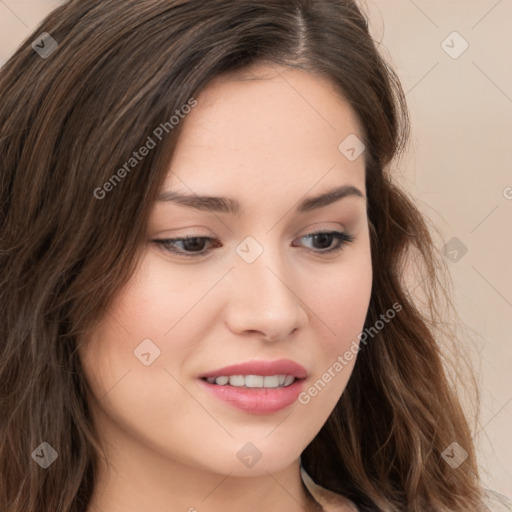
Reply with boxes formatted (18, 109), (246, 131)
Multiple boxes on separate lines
(202, 374), (298, 388)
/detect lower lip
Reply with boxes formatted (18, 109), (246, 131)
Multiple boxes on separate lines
(198, 378), (306, 414)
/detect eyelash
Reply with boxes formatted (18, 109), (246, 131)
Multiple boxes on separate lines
(152, 230), (355, 259)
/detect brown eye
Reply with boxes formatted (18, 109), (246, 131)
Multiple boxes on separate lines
(153, 236), (220, 257)
(295, 231), (355, 254)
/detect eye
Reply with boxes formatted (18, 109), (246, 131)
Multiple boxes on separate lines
(152, 236), (220, 258)
(152, 230), (355, 258)
(294, 230), (355, 254)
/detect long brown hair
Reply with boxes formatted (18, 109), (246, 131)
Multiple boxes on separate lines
(0, 0), (484, 510)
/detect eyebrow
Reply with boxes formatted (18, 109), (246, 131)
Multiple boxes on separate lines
(157, 184), (365, 215)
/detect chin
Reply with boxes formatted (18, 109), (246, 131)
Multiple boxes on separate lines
(179, 437), (304, 477)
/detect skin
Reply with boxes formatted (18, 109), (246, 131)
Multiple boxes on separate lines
(79, 62), (373, 512)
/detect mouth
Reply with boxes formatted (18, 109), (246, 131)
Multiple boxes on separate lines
(197, 359), (308, 414)
(198, 375), (307, 414)
(200, 374), (304, 388)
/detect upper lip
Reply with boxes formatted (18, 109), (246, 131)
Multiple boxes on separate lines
(198, 359), (308, 379)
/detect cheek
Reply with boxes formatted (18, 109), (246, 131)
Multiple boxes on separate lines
(308, 244), (372, 350)
(95, 253), (213, 351)
(299, 242), (372, 403)
(77, 250), (224, 401)
(330, 266), (372, 344)
(295, 292), (370, 423)
(76, 260), (207, 457)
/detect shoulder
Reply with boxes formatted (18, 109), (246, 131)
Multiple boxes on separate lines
(482, 488), (512, 511)
(300, 465), (359, 512)
(301, 465), (512, 512)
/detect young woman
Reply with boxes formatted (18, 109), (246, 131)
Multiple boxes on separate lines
(0, 1), (510, 511)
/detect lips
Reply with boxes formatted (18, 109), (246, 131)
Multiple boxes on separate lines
(198, 358), (308, 380)
(197, 359), (308, 414)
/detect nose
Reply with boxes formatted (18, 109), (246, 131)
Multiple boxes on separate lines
(224, 246), (308, 342)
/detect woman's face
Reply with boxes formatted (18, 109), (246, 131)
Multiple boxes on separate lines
(79, 63), (372, 477)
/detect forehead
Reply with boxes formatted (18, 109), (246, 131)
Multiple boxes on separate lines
(163, 63), (366, 197)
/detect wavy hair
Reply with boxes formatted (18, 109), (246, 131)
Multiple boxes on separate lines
(0, 0), (484, 510)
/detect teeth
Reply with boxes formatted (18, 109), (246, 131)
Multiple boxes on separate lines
(283, 375), (295, 386)
(245, 375), (263, 387)
(206, 374), (297, 388)
(228, 375), (245, 386)
(263, 375), (280, 388)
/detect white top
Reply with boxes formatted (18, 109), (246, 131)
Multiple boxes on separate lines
(300, 465), (512, 511)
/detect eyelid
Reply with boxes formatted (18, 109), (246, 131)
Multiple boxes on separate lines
(151, 229), (355, 259)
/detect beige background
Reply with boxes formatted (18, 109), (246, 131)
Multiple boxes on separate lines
(1, 0), (510, 497)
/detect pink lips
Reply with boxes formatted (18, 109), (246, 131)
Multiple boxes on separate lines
(197, 358), (308, 415)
